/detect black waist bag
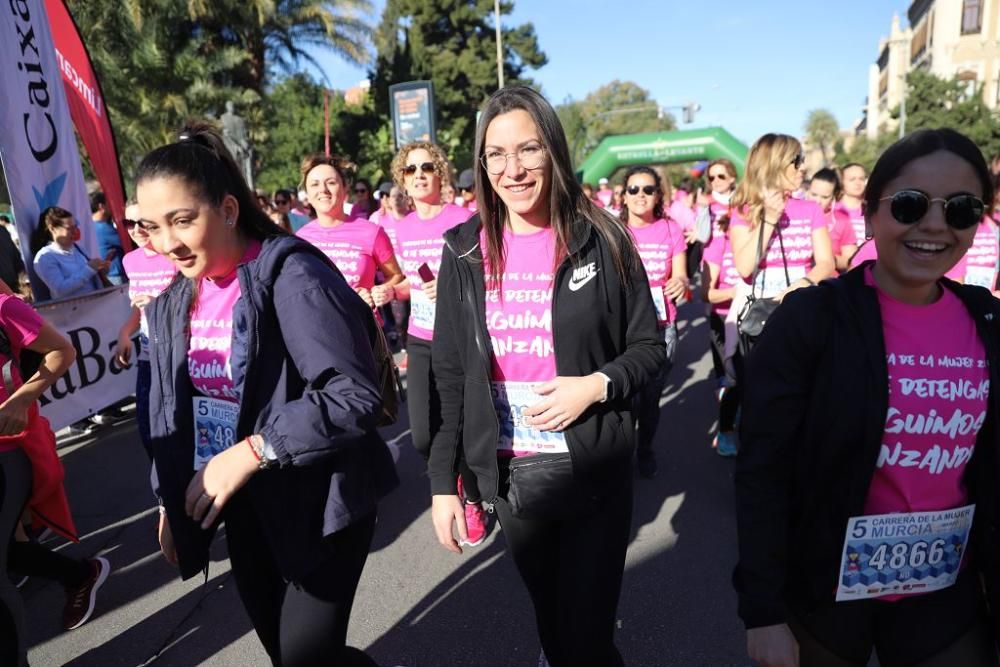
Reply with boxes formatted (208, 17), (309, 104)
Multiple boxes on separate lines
(507, 452), (620, 521)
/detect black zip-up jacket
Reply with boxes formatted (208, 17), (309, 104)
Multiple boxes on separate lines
(427, 214), (665, 501)
(734, 262), (1000, 631)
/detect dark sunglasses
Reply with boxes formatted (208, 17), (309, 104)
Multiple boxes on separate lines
(403, 162), (436, 176)
(354, 187), (368, 193)
(791, 154), (805, 170)
(626, 185), (657, 196)
(707, 173), (731, 181)
(880, 189), (985, 230)
(124, 218), (139, 229)
(273, 199), (289, 205)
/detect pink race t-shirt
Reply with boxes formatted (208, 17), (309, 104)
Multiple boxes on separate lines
(395, 203), (473, 341)
(963, 218), (999, 291)
(864, 266), (987, 517)
(730, 198), (826, 297)
(123, 246), (177, 358)
(837, 202), (866, 244)
(187, 240), (261, 402)
(0, 295), (43, 452)
(703, 231), (741, 317)
(297, 218), (395, 291)
(628, 219), (685, 325)
(483, 226), (565, 456)
(827, 208), (858, 257)
(669, 200), (695, 233)
(850, 241), (969, 280)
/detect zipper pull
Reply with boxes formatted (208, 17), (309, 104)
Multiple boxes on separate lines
(485, 502), (495, 515)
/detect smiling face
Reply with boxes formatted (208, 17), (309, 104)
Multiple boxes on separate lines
(304, 164), (348, 219)
(483, 109), (551, 229)
(624, 172), (660, 221)
(136, 176), (241, 280)
(871, 150), (981, 302)
(403, 148), (442, 204)
(48, 216), (78, 249)
(125, 203), (150, 247)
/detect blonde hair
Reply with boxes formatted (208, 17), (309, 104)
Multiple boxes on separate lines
(729, 133), (802, 229)
(390, 141), (453, 194)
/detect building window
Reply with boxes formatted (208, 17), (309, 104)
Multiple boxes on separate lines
(962, 0), (982, 34)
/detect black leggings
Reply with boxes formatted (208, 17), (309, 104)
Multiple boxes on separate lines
(407, 337), (481, 502)
(790, 571), (998, 666)
(719, 350), (743, 432)
(225, 505), (379, 667)
(494, 472), (632, 666)
(708, 312), (726, 381)
(0, 449), (31, 667)
(636, 325), (676, 456)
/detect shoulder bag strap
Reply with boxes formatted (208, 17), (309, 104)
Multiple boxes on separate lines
(748, 218), (767, 301)
(775, 219), (791, 287)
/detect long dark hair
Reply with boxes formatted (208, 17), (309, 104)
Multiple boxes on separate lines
(618, 166), (665, 224)
(474, 85), (638, 288)
(864, 128), (994, 217)
(135, 121), (286, 243)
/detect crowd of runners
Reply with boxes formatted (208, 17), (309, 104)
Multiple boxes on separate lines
(2, 84), (1000, 667)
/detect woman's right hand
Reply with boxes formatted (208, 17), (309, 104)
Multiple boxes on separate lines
(158, 511), (178, 566)
(431, 494), (468, 554)
(88, 258), (110, 273)
(747, 623), (799, 667)
(761, 188), (786, 223)
(0, 395), (30, 435)
(114, 333), (134, 368)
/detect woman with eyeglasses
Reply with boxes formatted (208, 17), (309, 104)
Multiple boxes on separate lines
(349, 178), (377, 219)
(296, 155), (403, 312)
(389, 141), (485, 542)
(620, 166), (687, 479)
(736, 128), (1000, 667)
(428, 86), (663, 666)
(113, 203), (177, 458)
(729, 135), (835, 301)
(138, 123), (397, 666)
(806, 168), (858, 272)
(30, 207), (110, 300)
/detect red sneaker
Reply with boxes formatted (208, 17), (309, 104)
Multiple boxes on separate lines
(462, 501), (488, 547)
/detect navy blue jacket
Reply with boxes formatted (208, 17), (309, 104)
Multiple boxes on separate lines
(147, 235), (398, 580)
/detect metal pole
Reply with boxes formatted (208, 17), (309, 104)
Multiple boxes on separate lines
(494, 0), (504, 89)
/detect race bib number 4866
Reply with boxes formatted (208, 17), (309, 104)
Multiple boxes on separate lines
(836, 505), (974, 601)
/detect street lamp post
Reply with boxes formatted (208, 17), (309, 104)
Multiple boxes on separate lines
(494, 0), (504, 89)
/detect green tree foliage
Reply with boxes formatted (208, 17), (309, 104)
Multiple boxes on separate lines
(557, 81), (676, 167)
(804, 109), (840, 165)
(370, 0), (547, 170)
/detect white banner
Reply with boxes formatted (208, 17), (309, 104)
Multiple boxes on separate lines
(0, 0), (97, 300)
(36, 285), (136, 430)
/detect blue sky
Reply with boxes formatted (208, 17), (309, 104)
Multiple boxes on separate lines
(306, 0), (909, 145)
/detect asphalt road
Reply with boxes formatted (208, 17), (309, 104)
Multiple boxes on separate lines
(24, 300), (752, 666)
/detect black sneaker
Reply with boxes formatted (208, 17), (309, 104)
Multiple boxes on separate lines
(63, 557), (110, 630)
(637, 451), (658, 479)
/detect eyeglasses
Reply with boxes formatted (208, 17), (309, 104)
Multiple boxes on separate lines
(124, 218), (139, 229)
(403, 162), (437, 176)
(879, 189), (985, 230)
(626, 185), (657, 196)
(481, 144), (546, 175)
(791, 154), (805, 170)
(354, 187), (368, 194)
(707, 173), (731, 182)
(273, 199), (289, 205)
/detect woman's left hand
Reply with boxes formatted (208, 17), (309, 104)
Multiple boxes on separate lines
(184, 440), (259, 529)
(523, 375), (605, 432)
(663, 277), (688, 302)
(355, 287), (376, 308)
(0, 396), (30, 436)
(776, 278), (812, 302)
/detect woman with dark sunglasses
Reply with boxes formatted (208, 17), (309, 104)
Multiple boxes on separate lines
(736, 128), (1000, 667)
(349, 178), (378, 219)
(388, 142), (486, 544)
(620, 166), (687, 478)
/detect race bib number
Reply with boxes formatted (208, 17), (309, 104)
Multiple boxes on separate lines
(193, 396), (239, 471)
(836, 504), (974, 602)
(965, 266), (997, 290)
(410, 288), (436, 331)
(755, 265), (807, 299)
(650, 286), (668, 322)
(492, 381), (569, 455)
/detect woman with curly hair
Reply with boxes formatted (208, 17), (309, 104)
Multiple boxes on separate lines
(389, 142), (486, 544)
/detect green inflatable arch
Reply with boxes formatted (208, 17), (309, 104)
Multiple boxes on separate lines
(576, 127), (749, 184)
